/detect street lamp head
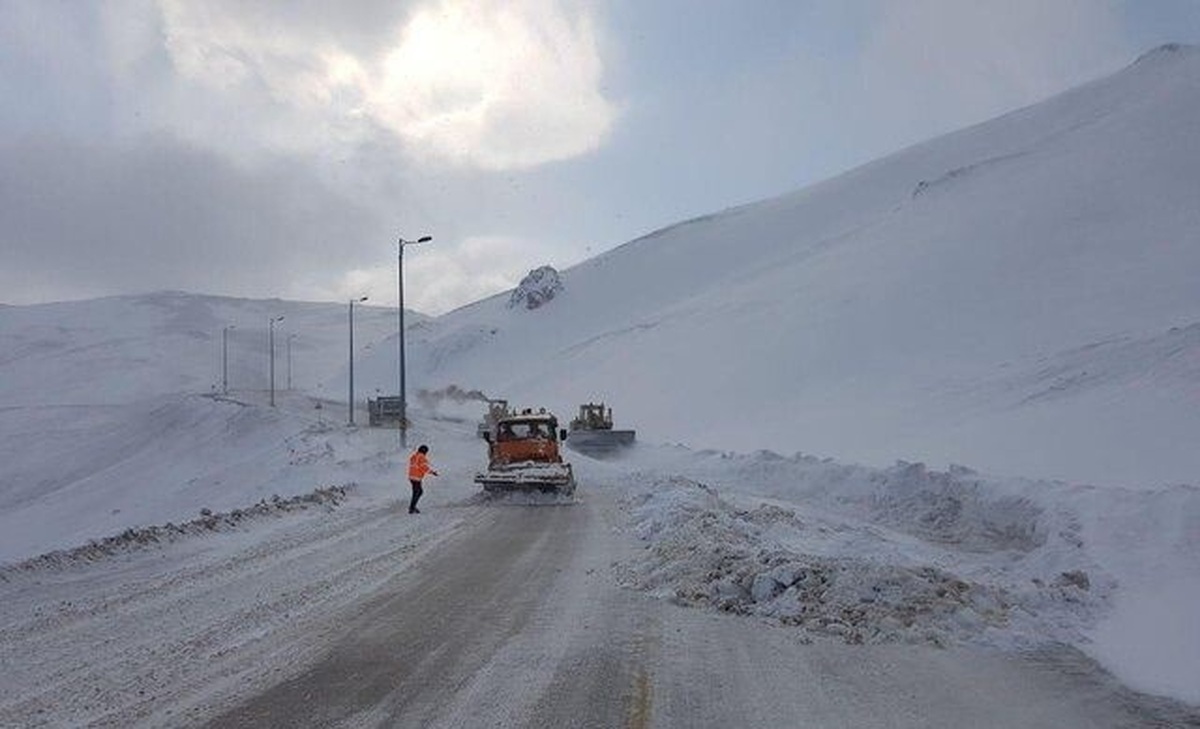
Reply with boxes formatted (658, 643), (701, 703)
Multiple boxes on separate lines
(417, 235), (432, 243)
(359, 295), (369, 302)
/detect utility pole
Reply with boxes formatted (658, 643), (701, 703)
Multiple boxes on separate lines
(222, 324), (235, 395)
(397, 234), (431, 447)
(287, 334), (296, 391)
(269, 315), (285, 407)
(349, 296), (367, 425)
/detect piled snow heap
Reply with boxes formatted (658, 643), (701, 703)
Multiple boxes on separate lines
(2, 485), (352, 577)
(508, 266), (563, 310)
(615, 454), (1121, 650)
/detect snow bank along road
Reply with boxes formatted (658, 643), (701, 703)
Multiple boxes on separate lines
(2, 482), (1196, 727)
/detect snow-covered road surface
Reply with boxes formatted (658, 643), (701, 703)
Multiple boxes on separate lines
(0, 490), (466, 726)
(4, 481), (1194, 728)
(207, 496), (637, 727)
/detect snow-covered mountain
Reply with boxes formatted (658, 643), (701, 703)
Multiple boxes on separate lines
(374, 44), (1200, 489)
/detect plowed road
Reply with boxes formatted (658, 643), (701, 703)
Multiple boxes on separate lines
(2, 489), (1191, 727)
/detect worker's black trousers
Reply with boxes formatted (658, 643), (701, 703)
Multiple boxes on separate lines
(409, 480), (423, 513)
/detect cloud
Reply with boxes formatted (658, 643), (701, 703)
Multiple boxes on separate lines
(858, 0), (1133, 144)
(368, 0), (617, 169)
(0, 136), (383, 304)
(0, 2), (613, 309)
(147, 0), (617, 170)
(0, 130), (548, 312)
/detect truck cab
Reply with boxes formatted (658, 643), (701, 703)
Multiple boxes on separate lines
(476, 410), (575, 495)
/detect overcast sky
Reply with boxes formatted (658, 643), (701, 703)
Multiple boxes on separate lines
(3, 1), (1200, 314)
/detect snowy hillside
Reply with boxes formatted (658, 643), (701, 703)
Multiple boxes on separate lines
(0, 292), (412, 558)
(0, 292), (409, 403)
(379, 44), (1200, 489)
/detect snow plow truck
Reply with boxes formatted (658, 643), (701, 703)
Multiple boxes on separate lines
(474, 408), (576, 496)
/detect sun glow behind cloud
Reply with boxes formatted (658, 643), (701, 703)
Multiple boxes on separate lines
(370, 0), (616, 169)
(155, 0), (616, 171)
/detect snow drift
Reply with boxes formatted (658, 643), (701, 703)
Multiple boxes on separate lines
(599, 443), (1199, 702)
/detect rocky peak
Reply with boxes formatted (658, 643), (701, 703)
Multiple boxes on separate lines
(509, 266), (563, 310)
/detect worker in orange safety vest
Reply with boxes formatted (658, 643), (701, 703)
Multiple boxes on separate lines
(407, 444), (438, 514)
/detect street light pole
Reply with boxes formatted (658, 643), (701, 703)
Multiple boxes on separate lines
(222, 325), (236, 395)
(269, 315), (285, 407)
(349, 296), (368, 425)
(287, 334), (296, 391)
(397, 234), (432, 448)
